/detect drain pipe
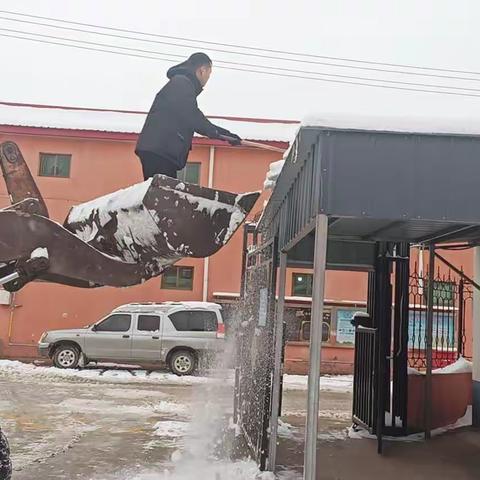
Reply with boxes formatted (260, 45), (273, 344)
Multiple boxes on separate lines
(203, 146), (215, 302)
(7, 292), (32, 347)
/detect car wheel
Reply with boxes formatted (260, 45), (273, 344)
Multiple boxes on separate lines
(53, 344), (80, 369)
(0, 427), (12, 480)
(169, 350), (196, 376)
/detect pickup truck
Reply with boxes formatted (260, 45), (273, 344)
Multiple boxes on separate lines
(38, 301), (225, 375)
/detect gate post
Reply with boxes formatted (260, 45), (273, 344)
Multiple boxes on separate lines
(424, 245), (435, 439)
(304, 214), (328, 480)
(267, 250), (287, 471)
(473, 247), (480, 427)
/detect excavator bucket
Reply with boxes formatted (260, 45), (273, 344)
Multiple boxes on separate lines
(0, 141), (260, 291)
(65, 175), (259, 262)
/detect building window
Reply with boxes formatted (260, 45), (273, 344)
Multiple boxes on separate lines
(292, 273), (313, 297)
(178, 163), (201, 184)
(39, 153), (71, 178)
(161, 266), (194, 290)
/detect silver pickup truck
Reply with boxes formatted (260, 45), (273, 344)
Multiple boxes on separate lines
(38, 302), (225, 375)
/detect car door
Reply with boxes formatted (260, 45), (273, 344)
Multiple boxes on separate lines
(131, 313), (162, 361)
(84, 313), (133, 359)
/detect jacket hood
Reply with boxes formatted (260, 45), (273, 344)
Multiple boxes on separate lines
(167, 61), (203, 95)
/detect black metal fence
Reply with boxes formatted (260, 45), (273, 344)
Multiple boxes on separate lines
(234, 237), (278, 470)
(408, 263), (472, 369)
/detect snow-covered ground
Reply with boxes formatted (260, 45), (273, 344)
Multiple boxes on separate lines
(0, 360), (352, 479)
(0, 360), (353, 392)
(283, 373), (353, 393)
(0, 359), (219, 385)
(348, 406), (473, 443)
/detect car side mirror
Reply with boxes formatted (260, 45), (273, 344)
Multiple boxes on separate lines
(92, 324), (97, 332)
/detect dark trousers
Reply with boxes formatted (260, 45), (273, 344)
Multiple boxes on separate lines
(136, 151), (178, 180)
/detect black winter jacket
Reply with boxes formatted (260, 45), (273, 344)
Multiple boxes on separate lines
(136, 66), (232, 169)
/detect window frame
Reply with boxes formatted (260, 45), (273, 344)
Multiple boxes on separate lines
(137, 314), (161, 333)
(161, 266), (194, 291)
(94, 313), (132, 333)
(292, 272), (313, 297)
(168, 310), (218, 332)
(38, 153), (72, 178)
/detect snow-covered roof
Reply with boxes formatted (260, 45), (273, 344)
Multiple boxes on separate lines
(0, 102), (298, 142)
(264, 159), (285, 190)
(302, 113), (480, 136)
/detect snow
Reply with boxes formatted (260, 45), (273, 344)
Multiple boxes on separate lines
(433, 356), (472, 374)
(0, 361), (354, 395)
(153, 401), (188, 417)
(0, 103), (298, 142)
(68, 178), (153, 220)
(276, 420), (297, 439)
(57, 398), (157, 416)
(0, 360), (220, 386)
(153, 420), (189, 438)
(66, 178), (170, 263)
(121, 459), (267, 480)
(113, 301), (222, 313)
(283, 374), (353, 393)
(30, 247), (48, 259)
(302, 113), (480, 136)
(264, 159), (285, 190)
(349, 405), (472, 442)
(407, 357), (473, 376)
(408, 366), (423, 376)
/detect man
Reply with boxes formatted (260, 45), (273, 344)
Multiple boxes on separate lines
(136, 52), (242, 180)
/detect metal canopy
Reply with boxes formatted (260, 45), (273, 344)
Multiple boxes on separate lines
(260, 126), (480, 257)
(257, 124), (480, 480)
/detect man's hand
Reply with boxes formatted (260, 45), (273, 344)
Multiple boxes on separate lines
(215, 126), (242, 146)
(225, 133), (242, 146)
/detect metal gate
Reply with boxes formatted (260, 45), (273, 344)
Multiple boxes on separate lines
(234, 236), (278, 470)
(352, 326), (377, 432)
(352, 243), (410, 453)
(408, 263), (471, 369)
(353, 244), (471, 453)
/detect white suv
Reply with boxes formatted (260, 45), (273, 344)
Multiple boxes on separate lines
(38, 302), (226, 375)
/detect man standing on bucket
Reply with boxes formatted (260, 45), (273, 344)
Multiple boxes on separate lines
(136, 52), (242, 180)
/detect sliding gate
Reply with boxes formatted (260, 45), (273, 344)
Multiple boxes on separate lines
(234, 237), (278, 470)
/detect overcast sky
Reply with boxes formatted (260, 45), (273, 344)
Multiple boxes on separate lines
(1, 0), (479, 120)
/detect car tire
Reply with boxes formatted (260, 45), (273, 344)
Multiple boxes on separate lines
(169, 350), (196, 376)
(0, 427), (12, 480)
(53, 344), (81, 369)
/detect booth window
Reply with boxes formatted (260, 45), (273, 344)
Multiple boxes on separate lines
(292, 273), (313, 297)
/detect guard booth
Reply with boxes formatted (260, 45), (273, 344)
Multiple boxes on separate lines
(234, 119), (480, 479)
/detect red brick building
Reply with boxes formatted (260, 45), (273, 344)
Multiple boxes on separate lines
(0, 102), (473, 373)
